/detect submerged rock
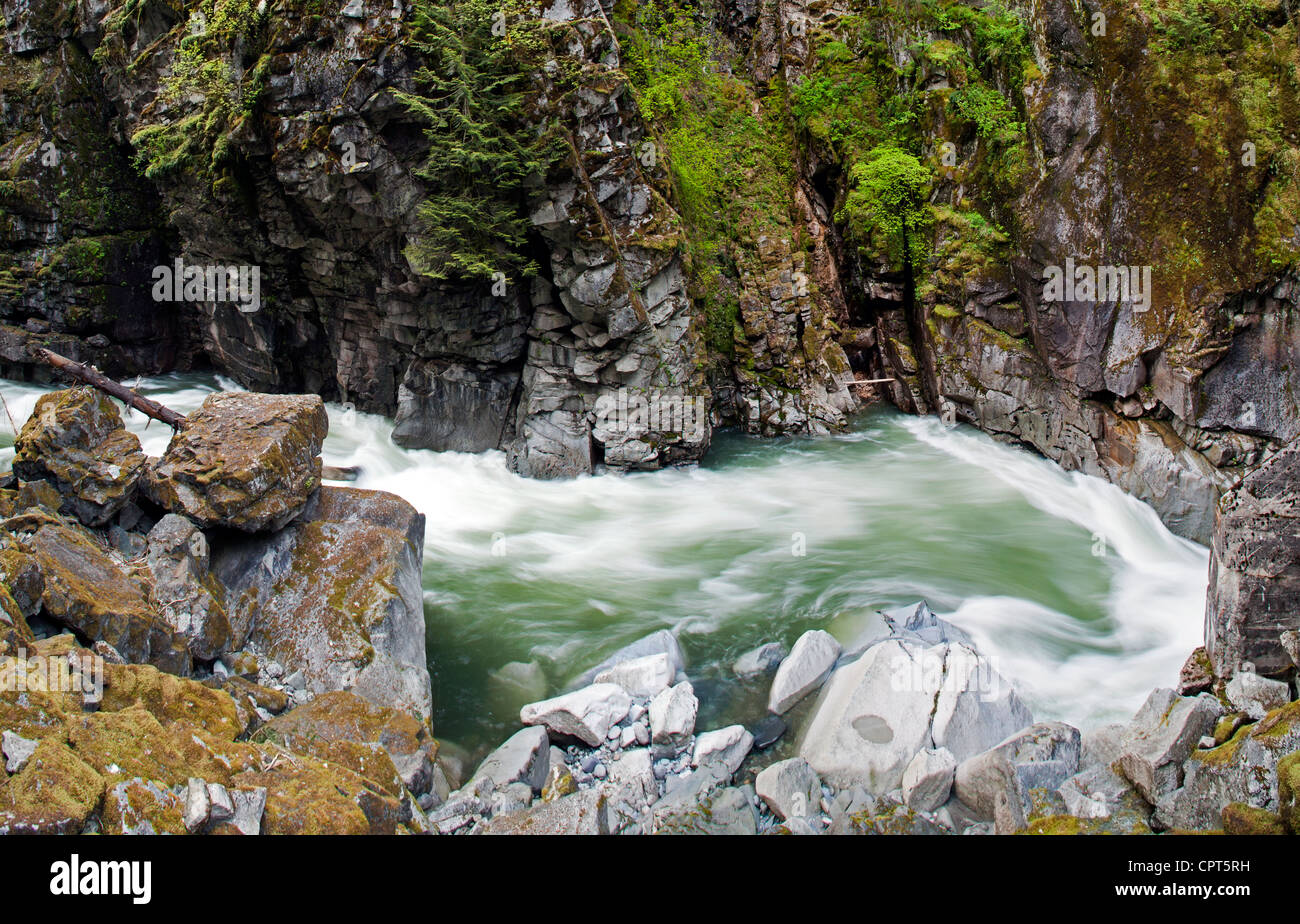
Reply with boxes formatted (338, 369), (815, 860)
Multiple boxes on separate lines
(12, 387), (147, 527)
(732, 641), (786, 679)
(573, 629), (687, 688)
(143, 392), (329, 533)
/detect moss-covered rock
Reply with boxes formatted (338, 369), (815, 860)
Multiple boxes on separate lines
(12, 387), (147, 527)
(231, 755), (394, 835)
(142, 392), (328, 533)
(1277, 751), (1300, 834)
(100, 777), (187, 835)
(0, 737), (104, 834)
(23, 516), (192, 674)
(100, 662), (243, 741)
(1220, 801), (1285, 835)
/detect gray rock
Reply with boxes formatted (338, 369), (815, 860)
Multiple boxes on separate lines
(574, 630), (686, 688)
(1080, 722), (1127, 774)
(901, 747), (957, 813)
(146, 514), (234, 660)
(183, 778), (210, 833)
(651, 765), (754, 835)
(1059, 763), (1138, 820)
(471, 726), (551, 794)
(732, 642), (787, 678)
(1, 731), (37, 774)
(692, 725), (754, 777)
(800, 639), (1031, 792)
(230, 787), (267, 836)
(520, 683), (632, 747)
(1117, 689), (1223, 804)
(207, 783), (235, 824)
(768, 629), (841, 714)
(1224, 670), (1291, 721)
(954, 722), (1081, 833)
(1281, 630), (1300, 670)
(478, 787), (609, 835)
(754, 757), (821, 821)
(1154, 703), (1300, 831)
(594, 652), (674, 699)
(648, 681), (698, 758)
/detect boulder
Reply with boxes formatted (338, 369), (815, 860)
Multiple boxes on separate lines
(520, 683), (632, 747)
(594, 652), (674, 699)
(651, 764), (754, 835)
(0, 738), (104, 834)
(1224, 670), (1291, 721)
(573, 629), (686, 687)
(1176, 647), (1214, 696)
(826, 793), (948, 835)
(471, 726), (551, 794)
(954, 722), (1081, 833)
(23, 516), (191, 674)
(732, 641), (786, 678)
(142, 392), (329, 533)
(1220, 802), (1286, 835)
(648, 681), (697, 757)
(901, 747), (957, 813)
(1281, 630), (1300, 670)
(1117, 688), (1223, 804)
(1154, 701), (1300, 831)
(799, 639), (1031, 792)
(1, 730), (37, 773)
(145, 514), (234, 660)
(213, 486), (432, 720)
(768, 629), (841, 714)
(101, 777), (186, 835)
(691, 725), (753, 776)
(12, 387), (146, 527)
(755, 757), (821, 820)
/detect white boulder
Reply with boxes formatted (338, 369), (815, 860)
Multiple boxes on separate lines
(768, 629), (842, 714)
(521, 683), (632, 747)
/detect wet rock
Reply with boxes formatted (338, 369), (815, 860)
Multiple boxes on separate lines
(520, 683), (632, 747)
(901, 747), (957, 813)
(691, 725), (753, 776)
(12, 387), (146, 527)
(648, 681), (698, 758)
(594, 652), (674, 699)
(142, 393), (328, 533)
(767, 629), (841, 714)
(755, 757), (821, 821)
(749, 713), (787, 750)
(954, 722), (1081, 833)
(1224, 670), (1291, 721)
(732, 641), (786, 678)
(471, 726), (551, 795)
(1117, 689), (1223, 804)
(145, 515), (234, 660)
(213, 486), (432, 720)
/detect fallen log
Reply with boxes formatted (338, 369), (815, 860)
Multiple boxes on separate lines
(29, 347), (188, 430)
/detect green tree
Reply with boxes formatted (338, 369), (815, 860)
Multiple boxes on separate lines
(396, 0), (546, 282)
(839, 145), (934, 271)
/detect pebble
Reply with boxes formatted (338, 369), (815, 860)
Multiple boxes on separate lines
(580, 754), (599, 773)
(593, 763), (607, 779)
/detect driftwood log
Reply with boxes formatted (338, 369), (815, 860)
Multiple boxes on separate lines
(29, 347), (188, 429)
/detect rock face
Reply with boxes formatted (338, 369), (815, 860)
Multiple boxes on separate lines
(1205, 439), (1300, 678)
(144, 393), (329, 533)
(12, 387), (146, 526)
(799, 638), (1031, 792)
(213, 486), (432, 720)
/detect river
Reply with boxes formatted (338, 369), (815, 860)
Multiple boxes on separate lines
(0, 373), (1208, 757)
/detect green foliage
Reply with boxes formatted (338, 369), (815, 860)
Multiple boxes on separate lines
(125, 0), (270, 182)
(396, 0), (554, 282)
(619, 0), (796, 356)
(839, 146), (934, 270)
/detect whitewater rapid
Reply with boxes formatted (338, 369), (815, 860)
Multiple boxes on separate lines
(0, 373), (1208, 749)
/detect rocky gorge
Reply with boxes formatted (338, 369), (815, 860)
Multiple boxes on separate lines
(0, 0), (1299, 836)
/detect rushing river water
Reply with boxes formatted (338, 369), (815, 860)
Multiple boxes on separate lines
(0, 373), (1209, 756)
